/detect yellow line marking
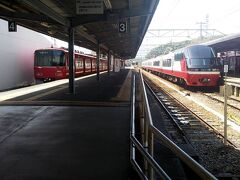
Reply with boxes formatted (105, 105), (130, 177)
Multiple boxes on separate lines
(111, 70), (132, 101)
(0, 71), (108, 102)
(0, 100), (129, 107)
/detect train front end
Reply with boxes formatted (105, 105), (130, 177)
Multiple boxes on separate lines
(185, 45), (220, 86)
(34, 49), (67, 82)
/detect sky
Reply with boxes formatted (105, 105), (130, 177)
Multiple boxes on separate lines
(135, 0), (240, 58)
(149, 0), (240, 34)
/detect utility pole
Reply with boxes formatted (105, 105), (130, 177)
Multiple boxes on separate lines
(196, 22), (206, 40)
(223, 60), (229, 145)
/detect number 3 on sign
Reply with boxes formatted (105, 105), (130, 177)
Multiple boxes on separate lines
(119, 22), (127, 33)
(8, 21), (17, 32)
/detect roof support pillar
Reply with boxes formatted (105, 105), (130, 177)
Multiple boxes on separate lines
(68, 25), (75, 94)
(113, 55), (115, 72)
(107, 50), (111, 76)
(96, 40), (100, 81)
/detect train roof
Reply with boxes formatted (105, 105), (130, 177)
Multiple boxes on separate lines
(34, 48), (110, 60)
(35, 47), (68, 52)
(35, 48), (96, 58)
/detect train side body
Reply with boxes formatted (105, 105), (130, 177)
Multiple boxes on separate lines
(34, 48), (108, 81)
(142, 45), (220, 87)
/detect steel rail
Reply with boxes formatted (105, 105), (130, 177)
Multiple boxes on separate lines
(202, 92), (240, 112)
(144, 74), (237, 148)
(143, 70), (236, 147)
(144, 79), (191, 145)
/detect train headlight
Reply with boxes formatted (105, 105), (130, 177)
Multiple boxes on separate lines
(199, 78), (210, 83)
(36, 72), (43, 76)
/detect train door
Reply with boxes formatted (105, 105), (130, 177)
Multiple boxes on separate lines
(92, 58), (96, 72)
(65, 52), (69, 77)
(75, 55), (84, 77)
(100, 59), (103, 71)
(236, 56), (240, 76)
(228, 56), (236, 76)
(85, 58), (91, 73)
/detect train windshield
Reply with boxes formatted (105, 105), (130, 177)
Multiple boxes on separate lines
(35, 50), (65, 66)
(186, 46), (216, 69)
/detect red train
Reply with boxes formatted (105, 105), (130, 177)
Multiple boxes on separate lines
(142, 45), (220, 87)
(34, 48), (108, 81)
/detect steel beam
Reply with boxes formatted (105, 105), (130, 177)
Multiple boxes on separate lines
(22, 0), (70, 26)
(96, 41), (100, 81)
(113, 55), (115, 72)
(0, 10), (57, 24)
(108, 50), (111, 76)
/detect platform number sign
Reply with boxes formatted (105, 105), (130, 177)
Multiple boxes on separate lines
(119, 21), (127, 33)
(8, 21), (17, 32)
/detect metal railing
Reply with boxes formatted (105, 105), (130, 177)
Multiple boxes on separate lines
(130, 70), (217, 180)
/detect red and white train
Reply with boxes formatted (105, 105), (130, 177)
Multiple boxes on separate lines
(142, 45), (220, 87)
(34, 48), (108, 81)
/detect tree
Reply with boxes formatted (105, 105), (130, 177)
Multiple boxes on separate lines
(145, 40), (191, 59)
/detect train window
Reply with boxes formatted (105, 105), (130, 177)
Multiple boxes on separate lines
(76, 57), (83, 68)
(85, 59), (91, 68)
(188, 58), (214, 68)
(153, 61), (160, 66)
(92, 60), (96, 68)
(52, 51), (65, 66)
(35, 50), (65, 66)
(163, 59), (171, 67)
(188, 46), (214, 59)
(174, 53), (183, 61)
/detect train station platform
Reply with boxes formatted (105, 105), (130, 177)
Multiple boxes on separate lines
(220, 76), (240, 98)
(0, 70), (133, 180)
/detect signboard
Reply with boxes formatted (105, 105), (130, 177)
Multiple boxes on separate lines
(119, 21), (127, 33)
(76, 0), (103, 14)
(8, 21), (17, 32)
(224, 65), (228, 73)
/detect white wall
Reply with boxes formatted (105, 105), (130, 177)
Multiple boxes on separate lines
(0, 19), (52, 91)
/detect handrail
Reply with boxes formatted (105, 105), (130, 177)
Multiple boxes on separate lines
(138, 69), (217, 180)
(130, 74), (170, 180)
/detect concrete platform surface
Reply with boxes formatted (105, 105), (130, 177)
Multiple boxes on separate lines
(0, 70), (132, 180)
(0, 106), (130, 180)
(5, 70), (131, 103)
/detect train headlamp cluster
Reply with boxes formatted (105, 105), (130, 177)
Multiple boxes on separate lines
(199, 78), (211, 83)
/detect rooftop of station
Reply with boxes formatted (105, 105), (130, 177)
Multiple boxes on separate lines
(204, 33), (240, 52)
(0, 0), (159, 59)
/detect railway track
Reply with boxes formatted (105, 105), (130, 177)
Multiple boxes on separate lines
(141, 70), (240, 178)
(202, 92), (240, 112)
(143, 75), (237, 148)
